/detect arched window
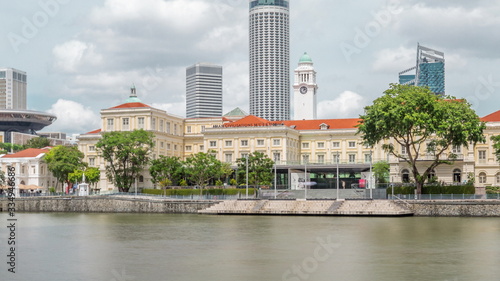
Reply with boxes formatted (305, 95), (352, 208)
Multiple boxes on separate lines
(427, 169), (436, 182)
(453, 169), (461, 183)
(401, 169), (410, 183)
(479, 172), (487, 184)
(139, 175), (144, 183)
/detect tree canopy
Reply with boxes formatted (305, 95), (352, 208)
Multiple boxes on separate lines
(149, 155), (183, 187)
(236, 151), (274, 186)
(357, 84), (485, 193)
(96, 129), (155, 192)
(44, 145), (86, 192)
(24, 137), (51, 149)
(491, 135), (500, 164)
(184, 151), (222, 194)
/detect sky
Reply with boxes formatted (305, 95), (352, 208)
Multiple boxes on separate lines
(1, 0), (500, 135)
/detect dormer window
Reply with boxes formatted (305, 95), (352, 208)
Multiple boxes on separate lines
(319, 123), (329, 130)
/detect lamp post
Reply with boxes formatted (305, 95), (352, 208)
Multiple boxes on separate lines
(304, 160), (308, 200)
(369, 150), (373, 199)
(336, 151), (339, 200)
(246, 155), (249, 199)
(274, 156), (277, 199)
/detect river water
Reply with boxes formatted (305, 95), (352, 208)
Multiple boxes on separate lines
(1, 213), (499, 281)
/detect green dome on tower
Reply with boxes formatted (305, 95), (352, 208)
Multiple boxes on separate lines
(299, 52), (313, 63)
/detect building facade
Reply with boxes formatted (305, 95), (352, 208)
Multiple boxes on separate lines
(78, 89), (500, 191)
(249, 0), (290, 121)
(0, 68), (27, 110)
(293, 52), (318, 120)
(399, 44), (445, 95)
(186, 63), (223, 118)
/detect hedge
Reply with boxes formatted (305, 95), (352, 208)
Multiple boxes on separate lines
(486, 186), (500, 194)
(387, 184), (475, 195)
(142, 188), (256, 196)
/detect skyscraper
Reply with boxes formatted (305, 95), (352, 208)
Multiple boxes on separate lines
(0, 68), (27, 109)
(249, 0), (290, 121)
(186, 63), (223, 118)
(399, 44), (445, 95)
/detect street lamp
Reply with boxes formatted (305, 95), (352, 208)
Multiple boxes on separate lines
(274, 156), (277, 199)
(336, 151), (339, 199)
(369, 150), (373, 199)
(246, 154), (249, 199)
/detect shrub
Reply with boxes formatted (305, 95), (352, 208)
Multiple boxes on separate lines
(387, 183), (475, 195)
(142, 188), (255, 196)
(486, 186), (500, 194)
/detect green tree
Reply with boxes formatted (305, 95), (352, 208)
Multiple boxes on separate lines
(236, 152), (274, 186)
(491, 135), (500, 163)
(24, 137), (51, 149)
(357, 84), (485, 194)
(96, 129), (154, 192)
(184, 152), (222, 195)
(373, 160), (390, 184)
(68, 167), (101, 191)
(45, 145), (86, 193)
(149, 155), (183, 195)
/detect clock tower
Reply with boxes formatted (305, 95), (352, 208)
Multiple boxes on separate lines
(293, 52), (318, 120)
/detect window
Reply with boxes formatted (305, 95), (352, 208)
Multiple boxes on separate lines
(88, 146), (95, 152)
(210, 141), (217, 147)
(166, 122), (171, 134)
(302, 154), (309, 163)
(332, 142), (340, 148)
(273, 139), (281, 146)
(138, 117), (145, 129)
(241, 140), (249, 146)
(200, 145), (204, 151)
(257, 139), (265, 146)
(478, 150), (486, 162)
(187, 126), (192, 133)
(89, 158), (95, 166)
(152, 118), (156, 131)
(318, 154), (325, 163)
(241, 153), (249, 159)
(107, 118), (114, 131)
(225, 154), (232, 163)
(401, 145), (407, 155)
(225, 140), (233, 147)
(302, 142), (309, 149)
(159, 120), (164, 132)
(452, 145), (461, 154)
(496, 172), (500, 184)
(201, 125), (205, 132)
(174, 145), (177, 151)
(186, 145), (192, 151)
(139, 176), (144, 183)
(479, 172), (487, 184)
(174, 124), (178, 135)
(167, 143), (171, 150)
(317, 142), (325, 149)
(122, 118), (129, 130)
(453, 169), (461, 183)
(348, 154), (356, 163)
(332, 153), (340, 163)
(160, 142), (164, 148)
(273, 152), (281, 162)
(364, 153), (372, 163)
(348, 141), (356, 148)
(402, 169), (410, 183)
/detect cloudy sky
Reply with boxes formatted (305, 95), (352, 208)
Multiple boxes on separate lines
(1, 0), (500, 135)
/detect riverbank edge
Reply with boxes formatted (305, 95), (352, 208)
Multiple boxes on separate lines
(1, 197), (500, 216)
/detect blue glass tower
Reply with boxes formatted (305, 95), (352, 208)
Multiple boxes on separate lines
(398, 44), (445, 95)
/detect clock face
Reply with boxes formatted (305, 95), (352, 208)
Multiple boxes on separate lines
(300, 86), (308, 94)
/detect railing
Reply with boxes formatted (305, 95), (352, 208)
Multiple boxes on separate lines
(389, 194), (498, 200)
(390, 194), (412, 208)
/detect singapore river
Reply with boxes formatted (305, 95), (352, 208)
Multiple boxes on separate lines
(1, 213), (500, 281)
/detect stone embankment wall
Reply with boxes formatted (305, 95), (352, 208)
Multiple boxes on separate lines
(0, 196), (218, 214)
(407, 200), (500, 216)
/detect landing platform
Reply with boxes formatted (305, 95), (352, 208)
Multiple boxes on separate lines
(199, 199), (414, 216)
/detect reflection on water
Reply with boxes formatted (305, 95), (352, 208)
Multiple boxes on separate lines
(1, 213), (500, 281)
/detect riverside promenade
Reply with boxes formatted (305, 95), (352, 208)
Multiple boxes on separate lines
(2, 195), (500, 216)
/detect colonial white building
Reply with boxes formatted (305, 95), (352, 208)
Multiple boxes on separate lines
(293, 52), (318, 120)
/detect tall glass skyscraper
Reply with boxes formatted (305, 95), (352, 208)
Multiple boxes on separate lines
(398, 44), (445, 95)
(186, 63), (223, 118)
(249, 0), (290, 121)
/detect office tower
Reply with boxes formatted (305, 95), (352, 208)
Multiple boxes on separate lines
(0, 68), (27, 109)
(293, 52), (318, 120)
(186, 63), (223, 118)
(249, 0), (290, 121)
(399, 44), (445, 95)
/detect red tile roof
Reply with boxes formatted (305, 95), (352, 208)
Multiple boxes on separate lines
(223, 115), (361, 130)
(109, 102), (151, 109)
(481, 110), (500, 122)
(1, 148), (50, 158)
(85, 129), (102, 134)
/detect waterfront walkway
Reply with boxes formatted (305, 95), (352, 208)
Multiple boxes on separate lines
(199, 199), (414, 216)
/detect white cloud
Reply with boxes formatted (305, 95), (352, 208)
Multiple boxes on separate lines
(318, 91), (366, 119)
(151, 102), (186, 117)
(372, 46), (414, 73)
(52, 40), (102, 73)
(46, 99), (100, 134)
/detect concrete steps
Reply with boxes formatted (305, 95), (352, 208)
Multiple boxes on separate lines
(199, 199), (414, 216)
